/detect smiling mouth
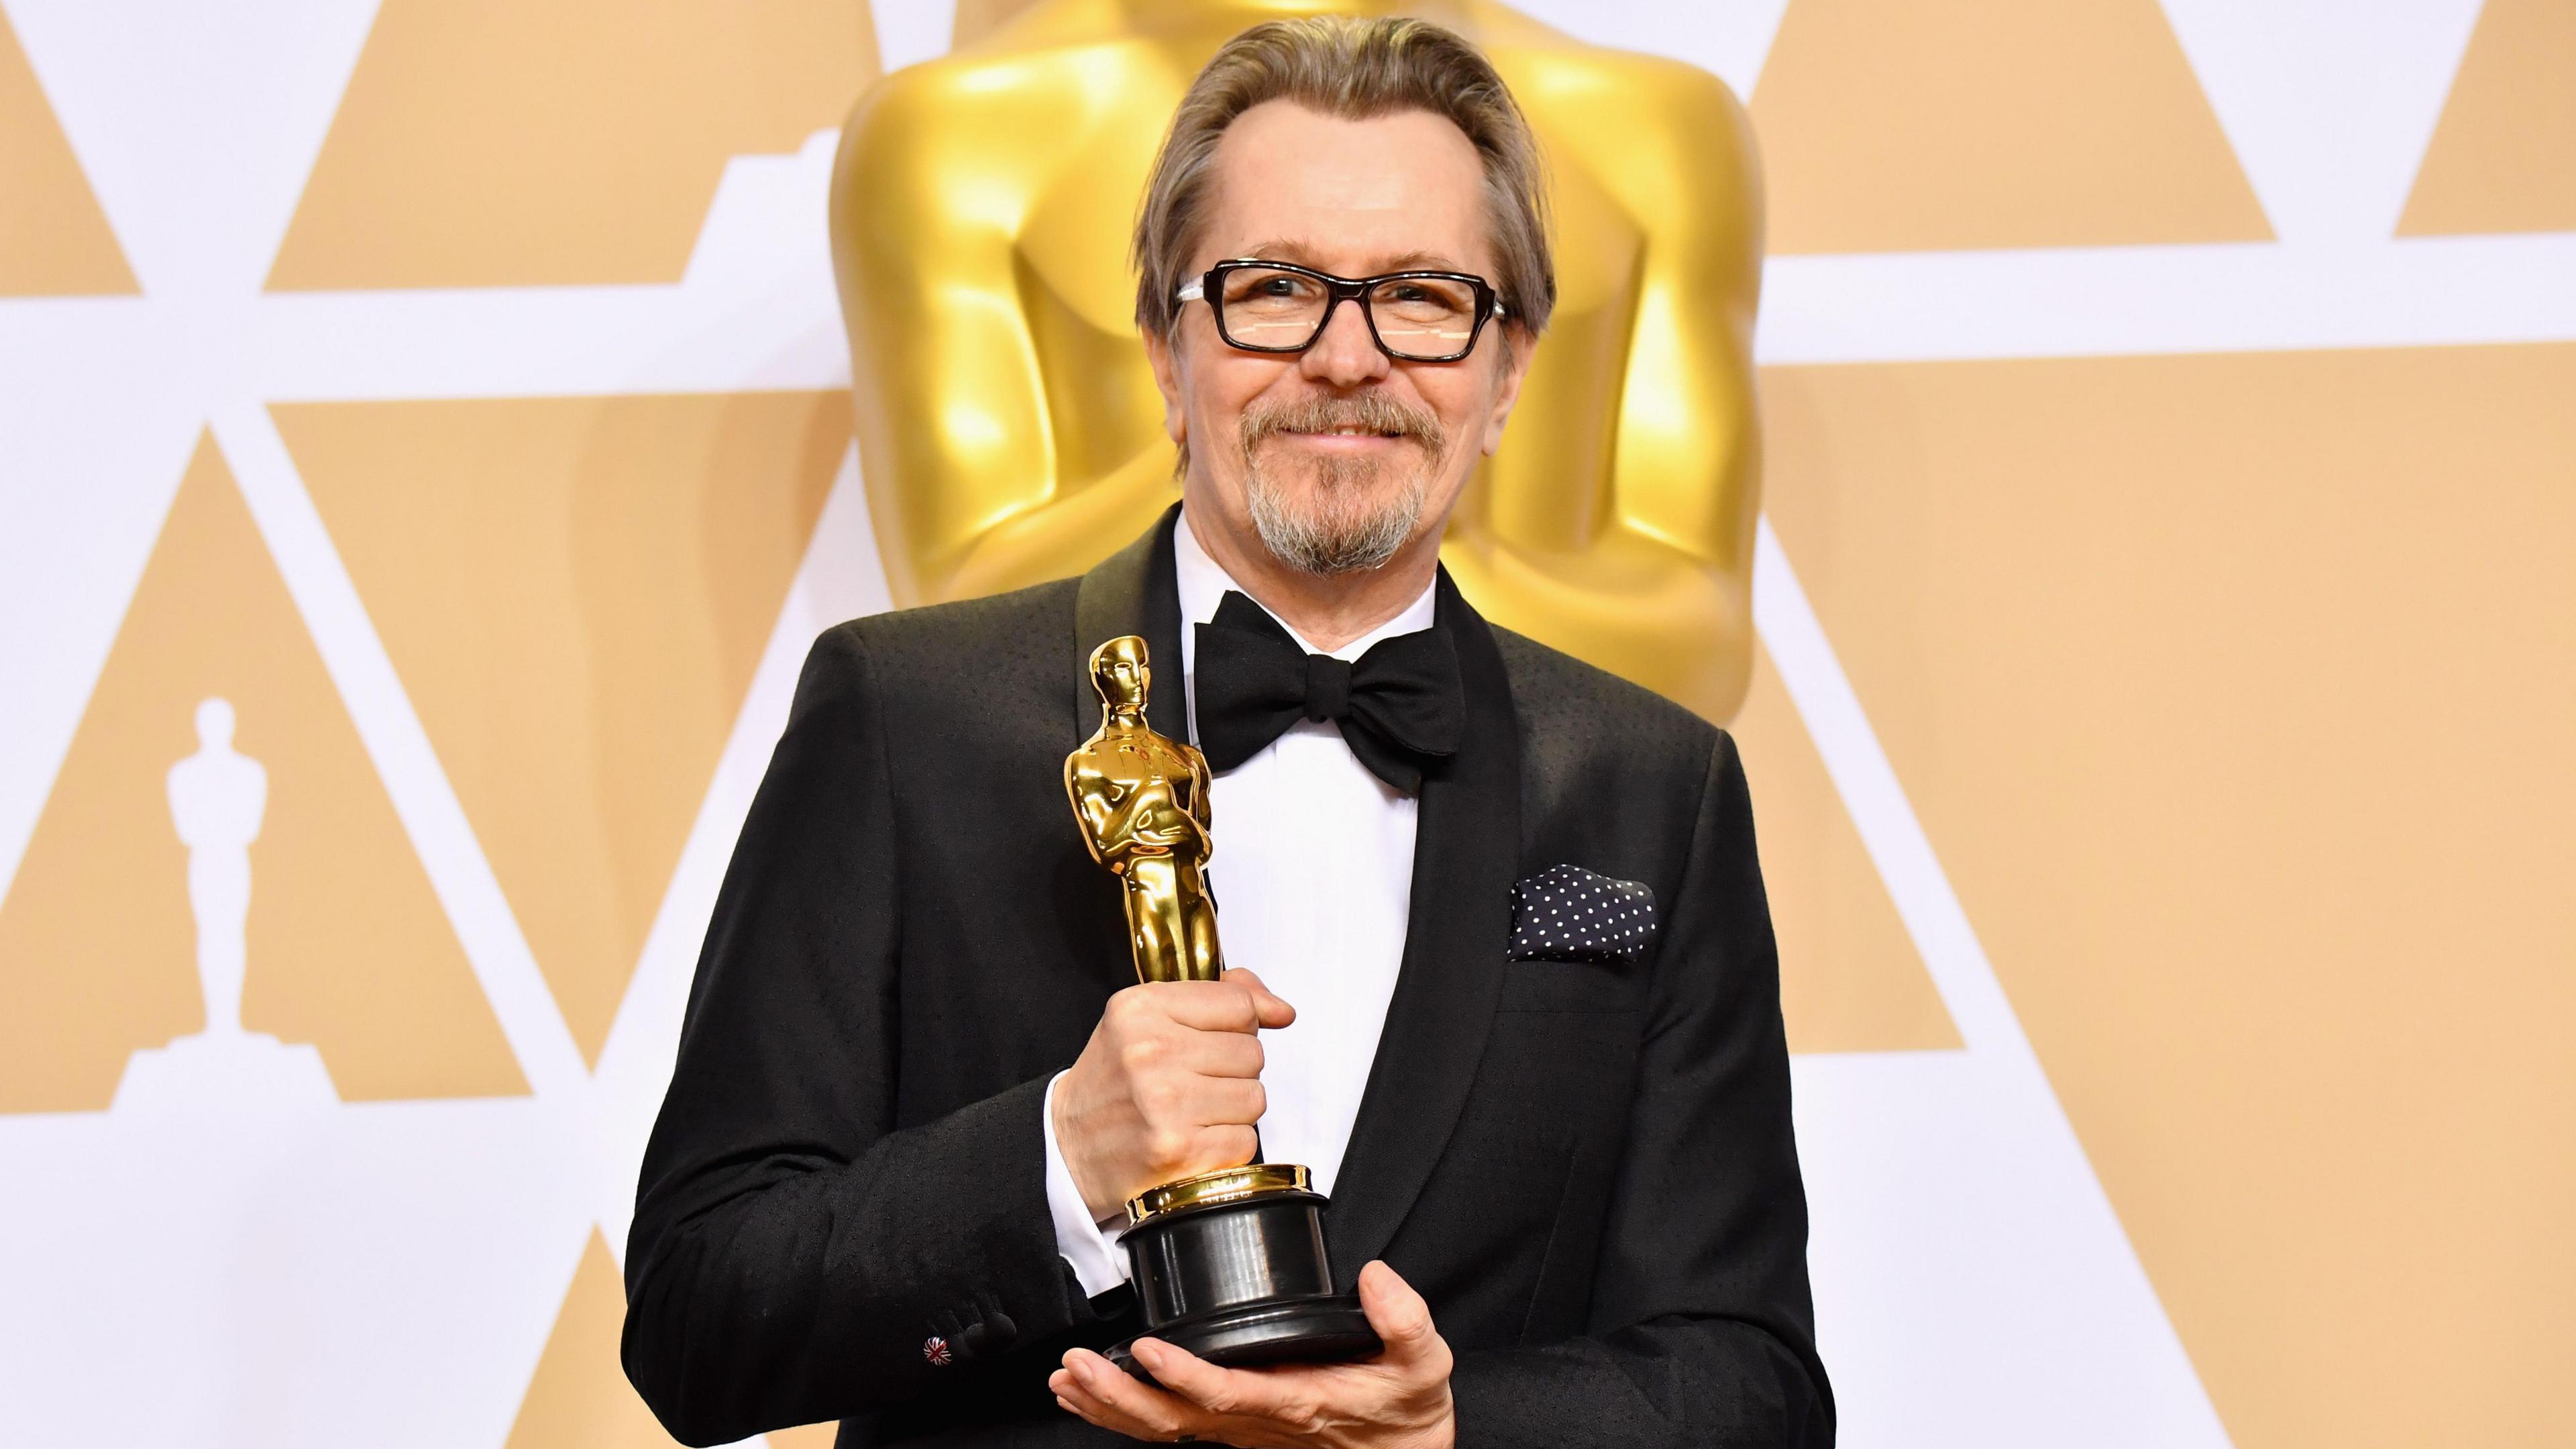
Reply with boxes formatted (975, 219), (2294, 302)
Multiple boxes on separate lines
(1242, 392), (1446, 459)
(1281, 425), (1407, 441)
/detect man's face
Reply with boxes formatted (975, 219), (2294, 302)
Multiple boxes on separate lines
(1146, 101), (1533, 578)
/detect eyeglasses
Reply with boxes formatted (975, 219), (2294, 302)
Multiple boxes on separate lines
(1176, 259), (1504, 363)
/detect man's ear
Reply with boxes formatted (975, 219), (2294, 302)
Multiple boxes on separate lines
(1480, 324), (1537, 455)
(1144, 325), (1188, 447)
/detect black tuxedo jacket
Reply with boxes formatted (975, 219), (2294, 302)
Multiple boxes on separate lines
(624, 512), (1832, 1446)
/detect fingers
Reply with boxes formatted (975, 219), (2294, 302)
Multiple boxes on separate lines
(1050, 1348), (1203, 1442)
(1200, 1075), (1267, 1124)
(1150, 979), (1274, 1033)
(1058, 1334), (1450, 1446)
(1357, 1260), (1444, 1368)
(1167, 1124), (1258, 1181)
(1138, 1124), (1259, 1187)
(1059, 977), (1284, 1216)
(1131, 1338), (1240, 1411)
(1131, 1075), (1263, 1141)
(1112, 1029), (1263, 1083)
(1131, 1338), (1305, 1424)
(1189, 1028), (1267, 1080)
(1224, 967), (1298, 1028)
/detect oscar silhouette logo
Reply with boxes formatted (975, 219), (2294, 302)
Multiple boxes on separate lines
(172, 697), (265, 1039)
(1067, 636), (1381, 1379)
(114, 697), (335, 1112)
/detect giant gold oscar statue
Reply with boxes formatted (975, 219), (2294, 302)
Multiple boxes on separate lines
(831, 0), (1763, 720)
(1067, 636), (1383, 1377)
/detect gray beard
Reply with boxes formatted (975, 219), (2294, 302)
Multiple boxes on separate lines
(1244, 453), (1431, 576)
(1238, 395), (1446, 577)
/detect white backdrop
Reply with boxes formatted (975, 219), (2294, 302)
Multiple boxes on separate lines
(4, 2), (2571, 1446)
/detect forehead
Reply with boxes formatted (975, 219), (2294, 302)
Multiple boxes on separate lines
(1201, 101), (1492, 276)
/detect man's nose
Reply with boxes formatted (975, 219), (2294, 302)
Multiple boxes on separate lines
(1299, 297), (1391, 387)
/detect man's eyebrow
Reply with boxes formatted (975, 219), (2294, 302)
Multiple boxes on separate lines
(1234, 239), (1328, 268)
(1231, 241), (1473, 274)
(1372, 249), (1468, 272)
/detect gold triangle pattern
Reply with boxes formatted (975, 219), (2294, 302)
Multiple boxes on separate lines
(0, 433), (525, 1111)
(1733, 642), (1961, 1053)
(1750, 0), (2271, 253)
(506, 1230), (687, 1449)
(1760, 343), (2576, 1449)
(0, 6), (137, 294)
(2398, 0), (2576, 237)
(276, 392), (851, 1065)
(268, 0), (879, 290)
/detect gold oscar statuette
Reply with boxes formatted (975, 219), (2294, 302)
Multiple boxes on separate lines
(1067, 636), (1381, 1377)
(1065, 635), (1224, 985)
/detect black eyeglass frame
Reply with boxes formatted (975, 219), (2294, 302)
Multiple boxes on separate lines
(1177, 258), (1506, 364)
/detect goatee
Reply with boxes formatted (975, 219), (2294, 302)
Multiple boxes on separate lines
(1238, 392), (1448, 576)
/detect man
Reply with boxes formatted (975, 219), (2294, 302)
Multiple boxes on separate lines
(625, 18), (1830, 1448)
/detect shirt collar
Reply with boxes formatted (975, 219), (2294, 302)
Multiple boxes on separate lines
(1174, 506), (1438, 659)
(1173, 506), (1438, 739)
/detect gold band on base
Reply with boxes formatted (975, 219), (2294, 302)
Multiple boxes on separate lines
(1125, 1163), (1312, 1228)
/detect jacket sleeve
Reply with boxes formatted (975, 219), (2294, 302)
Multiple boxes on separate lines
(619, 627), (1093, 1446)
(1450, 733), (1835, 1447)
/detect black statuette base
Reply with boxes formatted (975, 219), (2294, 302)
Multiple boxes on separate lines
(1108, 1185), (1383, 1382)
(1108, 1294), (1379, 1380)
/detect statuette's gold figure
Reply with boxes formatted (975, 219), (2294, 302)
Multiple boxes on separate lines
(1067, 636), (1224, 983)
(835, 0), (1764, 720)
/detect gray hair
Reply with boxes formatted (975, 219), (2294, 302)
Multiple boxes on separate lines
(1132, 17), (1556, 347)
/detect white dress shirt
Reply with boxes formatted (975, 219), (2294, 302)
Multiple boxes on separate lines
(1040, 509), (1434, 1295)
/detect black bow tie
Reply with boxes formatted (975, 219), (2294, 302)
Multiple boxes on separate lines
(1193, 590), (1464, 793)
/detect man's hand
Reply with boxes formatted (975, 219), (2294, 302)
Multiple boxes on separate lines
(1054, 967), (1296, 1220)
(1048, 1260), (1456, 1449)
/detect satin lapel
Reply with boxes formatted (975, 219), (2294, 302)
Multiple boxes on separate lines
(1071, 504), (1185, 744)
(1322, 570), (1520, 1277)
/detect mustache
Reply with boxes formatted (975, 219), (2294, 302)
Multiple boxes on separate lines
(1238, 392), (1446, 457)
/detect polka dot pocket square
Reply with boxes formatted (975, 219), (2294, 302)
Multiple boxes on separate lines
(1507, 863), (1658, 964)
